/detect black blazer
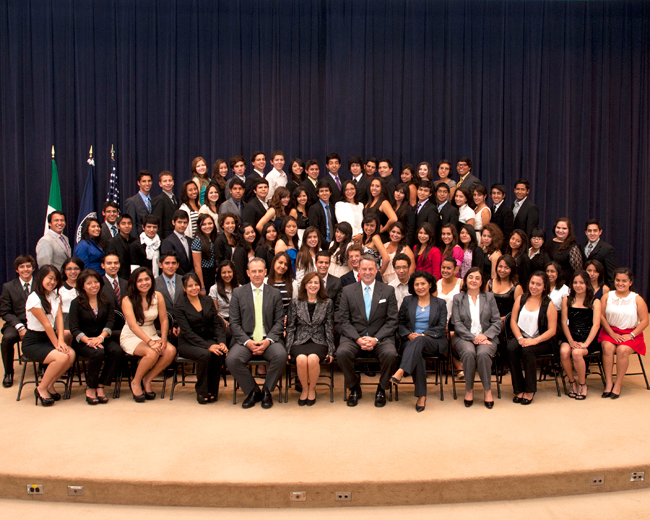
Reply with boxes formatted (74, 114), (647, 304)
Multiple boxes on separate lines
(243, 171), (264, 203)
(242, 197), (267, 226)
(321, 173), (348, 205)
(438, 202), (460, 229)
(99, 222), (115, 250)
(379, 175), (398, 204)
(491, 203), (514, 240)
(406, 201), (440, 247)
(124, 192), (151, 237)
(335, 281), (399, 341)
(214, 233), (235, 265)
(352, 176), (371, 205)
(0, 278), (33, 331)
(69, 297), (116, 342)
(285, 299), (336, 357)
(175, 294), (226, 349)
(161, 232), (193, 275)
(580, 240), (617, 288)
(340, 270), (382, 287)
(398, 295), (447, 342)
(102, 276), (127, 308)
(325, 274), (343, 308)
(129, 238), (154, 271)
(308, 201), (337, 245)
(229, 283), (285, 346)
(300, 178), (320, 205)
(232, 247), (252, 285)
(512, 199), (539, 238)
(152, 192), (179, 239)
(105, 234), (135, 280)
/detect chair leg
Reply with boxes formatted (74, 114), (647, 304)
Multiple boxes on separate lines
(284, 365), (290, 403)
(15, 361), (31, 402)
(638, 353), (650, 390)
(329, 363), (334, 403)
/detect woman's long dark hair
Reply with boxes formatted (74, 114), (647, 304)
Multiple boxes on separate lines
(80, 217), (102, 243)
(211, 159), (228, 193)
(393, 183), (411, 221)
(195, 213), (217, 260)
(35, 265), (62, 315)
(388, 222), (408, 254)
(76, 269), (109, 309)
(495, 254), (519, 285)
(278, 216), (299, 249)
(366, 178), (388, 208)
(237, 223), (257, 252)
(553, 217), (577, 253)
(296, 226), (321, 273)
(290, 186), (310, 214)
(127, 267), (156, 325)
(267, 252), (294, 298)
(506, 229), (529, 260)
(329, 222), (353, 266)
(361, 213), (380, 245)
(459, 223), (479, 252)
(568, 270), (595, 309)
(440, 224), (460, 258)
(180, 179), (200, 211)
(416, 222), (437, 260)
(289, 158), (305, 184)
(203, 182), (221, 213)
(215, 260), (239, 302)
(269, 187), (291, 221)
(257, 222), (278, 250)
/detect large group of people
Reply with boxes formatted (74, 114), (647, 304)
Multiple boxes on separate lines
(1, 152), (646, 412)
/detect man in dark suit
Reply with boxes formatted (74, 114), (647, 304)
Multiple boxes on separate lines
(435, 183), (459, 230)
(320, 153), (347, 204)
(105, 214), (135, 280)
(300, 159), (321, 205)
(242, 178), (269, 225)
(124, 170), (153, 237)
(161, 210), (193, 275)
(219, 178), (245, 217)
(406, 181), (439, 247)
(243, 151), (266, 203)
(348, 156), (370, 205)
(99, 201), (120, 249)
(378, 159), (397, 204)
(307, 182), (336, 246)
(582, 219), (618, 288)
(101, 253), (127, 310)
(490, 183), (514, 241)
(315, 251), (342, 308)
(129, 215), (161, 273)
(0, 255), (35, 387)
(340, 245), (382, 287)
(226, 257), (287, 409)
(335, 256), (398, 407)
(152, 170), (179, 239)
(224, 155), (246, 200)
(512, 179), (539, 237)
(455, 157), (480, 194)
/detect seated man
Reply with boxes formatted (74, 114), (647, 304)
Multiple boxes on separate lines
(155, 252), (183, 324)
(226, 257), (286, 409)
(388, 253), (411, 308)
(335, 256), (398, 407)
(129, 214), (161, 275)
(0, 255), (36, 387)
(101, 253), (127, 331)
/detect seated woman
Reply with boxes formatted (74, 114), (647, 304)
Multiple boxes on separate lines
(436, 257), (464, 378)
(192, 213), (218, 294)
(480, 223), (503, 281)
(506, 229), (531, 288)
(451, 267), (501, 409)
(414, 222), (442, 279)
(294, 226), (321, 285)
(285, 272), (335, 405)
(507, 271), (558, 405)
(209, 260), (239, 324)
(232, 222), (258, 285)
(120, 267), (176, 402)
(382, 222), (415, 284)
(546, 261), (570, 312)
(69, 269), (123, 404)
(390, 271), (448, 412)
(328, 222), (353, 278)
(559, 271), (602, 400)
(585, 259), (610, 300)
(458, 224), (485, 278)
(175, 273), (228, 404)
(74, 218), (105, 274)
(488, 254), (524, 327)
(598, 268), (648, 398)
(528, 228), (551, 273)
(22, 265), (76, 406)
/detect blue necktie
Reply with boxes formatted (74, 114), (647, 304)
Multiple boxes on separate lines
(145, 196), (152, 213)
(364, 286), (372, 321)
(324, 204), (331, 243)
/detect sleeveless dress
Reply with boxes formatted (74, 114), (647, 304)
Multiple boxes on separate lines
(597, 292), (646, 355)
(474, 206), (491, 243)
(566, 307), (597, 352)
(120, 296), (162, 355)
(488, 280), (517, 318)
(382, 246), (397, 284)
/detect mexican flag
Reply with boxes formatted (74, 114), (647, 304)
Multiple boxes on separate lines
(45, 155), (63, 233)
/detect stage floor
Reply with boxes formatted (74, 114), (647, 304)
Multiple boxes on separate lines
(1, 344), (649, 508)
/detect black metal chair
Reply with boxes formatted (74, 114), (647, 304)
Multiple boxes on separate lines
(342, 353), (393, 402)
(15, 351), (73, 401)
(617, 352), (650, 390)
(284, 358), (335, 403)
(560, 347), (606, 395)
(232, 358), (283, 404)
(114, 354), (171, 399)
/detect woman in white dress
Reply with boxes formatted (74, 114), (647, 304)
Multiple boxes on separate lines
(328, 222), (353, 277)
(472, 184), (491, 243)
(454, 186), (476, 229)
(335, 180), (364, 240)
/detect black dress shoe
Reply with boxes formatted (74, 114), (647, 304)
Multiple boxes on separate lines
(306, 396), (316, 406)
(261, 388), (274, 409)
(464, 399), (473, 408)
(610, 392), (620, 399)
(242, 388), (262, 409)
(144, 391), (156, 400)
(485, 401), (494, 409)
(50, 391), (62, 401)
(2, 373), (13, 388)
(375, 387), (386, 408)
(347, 388), (362, 407)
(298, 398), (307, 406)
(601, 391), (613, 398)
(415, 398), (426, 413)
(512, 396), (522, 403)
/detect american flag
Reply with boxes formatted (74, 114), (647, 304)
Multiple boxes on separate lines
(106, 153), (120, 209)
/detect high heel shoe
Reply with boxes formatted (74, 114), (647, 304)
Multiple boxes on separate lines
(197, 395), (209, 405)
(130, 383), (146, 403)
(34, 388), (54, 407)
(144, 391), (156, 400)
(485, 400), (494, 409)
(520, 393), (535, 405)
(390, 375), (402, 385)
(86, 395), (99, 405)
(96, 387), (109, 404)
(464, 399), (474, 408)
(415, 397), (427, 413)
(49, 390), (62, 401)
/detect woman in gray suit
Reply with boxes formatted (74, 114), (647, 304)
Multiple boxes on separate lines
(285, 272), (335, 405)
(452, 267), (502, 409)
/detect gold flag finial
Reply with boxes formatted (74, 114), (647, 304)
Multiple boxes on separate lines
(51, 146), (55, 159)
(111, 144), (115, 159)
(89, 145), (93, 159)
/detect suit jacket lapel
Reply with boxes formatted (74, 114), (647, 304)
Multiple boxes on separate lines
(409, 297), (417, 330)
(368, 283), (382, 322)
(262, 284), (272, 331)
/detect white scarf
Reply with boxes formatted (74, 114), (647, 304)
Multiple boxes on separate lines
(140, 232), (161, 277)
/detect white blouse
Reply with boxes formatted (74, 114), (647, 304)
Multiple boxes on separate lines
(335, 201), (364, 236)
(26, 291), (61, 331)
(437, 278), (462, 323)
(549, 285), (570, 311)
(458, 204), (476, 226)
(518, 306), (540, 338)
(468, 295), (482, 336)
(198, 205), (221, 232)
(605, 292), (639, 330)
(58, 285), (78, 314)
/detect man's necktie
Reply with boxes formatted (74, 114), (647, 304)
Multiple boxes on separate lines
(59, 235), (70, 254)
(364, 286), (372, 321)
(357, 273), (361, 281)
(110, 225), (118, 237)
(335, 176), (341, 190)
(325, 204), (332, 243)
(253, 288), (264, 342)
(145, 197), (152, 213)
(168, 279), (175, 300)
(113, 279), (121, 303)
(23, 282), (30, 298)
(585, 243), (594, 257)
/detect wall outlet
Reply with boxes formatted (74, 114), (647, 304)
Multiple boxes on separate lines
(68, 486), (84, 496)
(590, 476), (605, 486)
(289, 491), (306, 502)
(631, 472), (645, 482)
(335, 491), (352, 501)
(27, 484), (43, 494)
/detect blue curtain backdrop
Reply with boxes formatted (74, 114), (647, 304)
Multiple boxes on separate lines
(1, 0), (648, 293)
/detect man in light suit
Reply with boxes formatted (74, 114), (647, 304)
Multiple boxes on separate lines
(455, 157), (480, 194)
(335, 256), (398, 407)
(581, 219), (618, 288)
(160, 210), (193, 275)
(226, 257), (287, 409)
(99, 201), (120, 249)
(219, 178), (245, 217)
(0, 254), (35, 387)
(152, 171), (179, 239)
(512, 179), (539, 238)
(35, 211), (71, 270)
(124, 170), (153, 237)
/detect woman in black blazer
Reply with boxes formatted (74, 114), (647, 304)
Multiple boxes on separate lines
(175, 273), (228, 404)
(69, 269), (124, 404)
(390, 271), (448, 412)
(285, 272), (335, 405)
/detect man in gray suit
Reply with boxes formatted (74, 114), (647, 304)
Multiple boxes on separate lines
(219, 177), (245, 218)
(455, 157), (481, 194)
(155, 252), (184, 331)
(335, 256), (398, 407)
(226, 257), (287, 409)
(35, 211), (71, 270)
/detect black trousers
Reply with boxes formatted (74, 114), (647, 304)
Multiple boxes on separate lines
(336, 337), (397, 390)
(399, 335), (447, 397)
(177, 342), (225, 397)
(72, 339), (124, 388)
(507, 338), (554, 394)
(1, 326), (20, 374)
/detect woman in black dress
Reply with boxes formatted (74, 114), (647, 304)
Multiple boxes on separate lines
(364, 178), (398, 241)
(215, 212), (240, 263)
(69, 269), (123, 404)
(285, 272), (335, 405)
(232, 223), (257, 285)
(505, 229), (531, 288)
(487, 254), (524, 327)
(559, 271), (602, 400)
(545, 217), (583, 286)
(255, 222), (278, 268)
(175, 273), (228, 404)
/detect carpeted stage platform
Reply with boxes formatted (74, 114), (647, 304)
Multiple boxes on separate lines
(1, 349), (648, 509)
